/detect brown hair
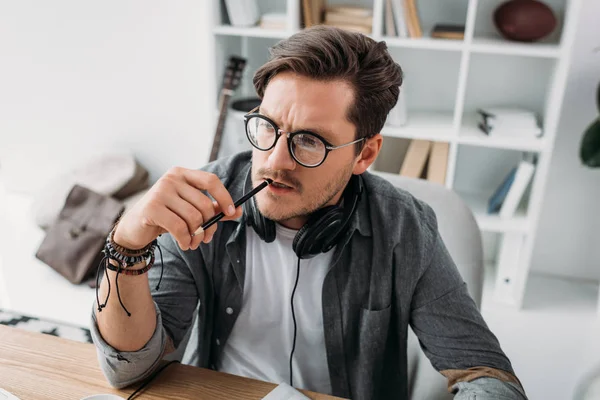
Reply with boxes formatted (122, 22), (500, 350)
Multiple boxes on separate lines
(253, 25), (404, 154)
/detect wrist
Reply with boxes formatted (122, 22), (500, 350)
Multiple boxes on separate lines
(112, 224), (149, 251)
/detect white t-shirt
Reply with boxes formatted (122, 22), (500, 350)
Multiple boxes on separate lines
(218, 223), (334, 394)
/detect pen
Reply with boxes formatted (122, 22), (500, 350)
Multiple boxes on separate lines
(191, 178), (273, 237)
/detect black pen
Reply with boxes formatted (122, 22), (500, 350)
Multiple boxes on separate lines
(192, 178), (273, 237)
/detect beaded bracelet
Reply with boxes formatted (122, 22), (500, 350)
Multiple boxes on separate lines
(104, 238), (157, 268)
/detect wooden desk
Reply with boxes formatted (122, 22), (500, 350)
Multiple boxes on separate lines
(0, 325), (341, 399)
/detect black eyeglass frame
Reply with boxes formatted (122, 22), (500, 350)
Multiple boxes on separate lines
(243, 106), (366, 168)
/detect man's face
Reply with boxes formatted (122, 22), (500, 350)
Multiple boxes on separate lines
(250, 72), (361, 229)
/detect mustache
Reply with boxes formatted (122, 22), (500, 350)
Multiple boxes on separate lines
(256, 168), (302, 189)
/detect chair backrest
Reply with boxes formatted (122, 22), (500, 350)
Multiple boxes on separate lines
(371, 171), (484, 306)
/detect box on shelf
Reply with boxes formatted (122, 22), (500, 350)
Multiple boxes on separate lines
(477, 107), (542, 138)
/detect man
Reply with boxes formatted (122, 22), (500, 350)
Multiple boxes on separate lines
(92, 26), (527, 399)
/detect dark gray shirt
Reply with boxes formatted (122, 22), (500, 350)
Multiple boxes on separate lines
(91, 151), (526, 399)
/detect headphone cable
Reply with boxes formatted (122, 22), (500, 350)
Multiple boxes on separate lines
(289, 257), (301, 387)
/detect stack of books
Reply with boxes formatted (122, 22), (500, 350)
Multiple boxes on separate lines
(398, 139), (449, 185)
(383, 0), (423, 38)
(477, 107), (542, 138)
(383, 0), (465, 40)
(487, 159), (536, 218)
(260, 13), (287, 30)
(323, 5), (373, 34)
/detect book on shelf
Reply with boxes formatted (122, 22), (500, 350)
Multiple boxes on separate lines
(403, 0), (422, 38)
(301, 0), (324, 28)
(499, 160), (535, 218)
(431, 24), (465, 40)
(385, 0), (397, 37)
(260, 12), (287, 30)
(426, 141), (449, 185)
(323, 5), (373, 34)
(488, 167), (517, 214)
(391, 0), (409, 38)
(324, 11), (373, 26)
(487, 160), (536, 218)
(381, 0), (415, 38)
(399, 139), (431, 178)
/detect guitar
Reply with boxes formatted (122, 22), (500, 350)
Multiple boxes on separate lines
(209, 56), (247, 162)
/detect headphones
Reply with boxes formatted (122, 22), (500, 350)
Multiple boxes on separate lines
(243, 168), (363, 259)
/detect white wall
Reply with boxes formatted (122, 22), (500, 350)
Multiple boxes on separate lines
(531, 0), (600, 281)
(0, 1), (214, 194)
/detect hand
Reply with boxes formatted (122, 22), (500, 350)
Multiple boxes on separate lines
(113, 167), (243, 251)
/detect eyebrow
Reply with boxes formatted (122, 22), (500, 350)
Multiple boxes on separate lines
(258, 107), (337, 142)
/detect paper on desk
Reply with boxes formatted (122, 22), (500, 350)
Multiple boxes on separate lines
(262, 383), (310, 400)
(0, 388), (21, 400)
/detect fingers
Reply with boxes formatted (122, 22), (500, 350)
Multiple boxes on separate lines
(212, 201), (243, 221)
(182, 170), (236, 218)
(176, 183), (219, 243)
(151, 207), (195, 251)
(156, 167), (241, 251)
(163, 196), (217, 250)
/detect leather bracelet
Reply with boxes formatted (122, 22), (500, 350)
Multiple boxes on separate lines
(105, 253), (155, 275)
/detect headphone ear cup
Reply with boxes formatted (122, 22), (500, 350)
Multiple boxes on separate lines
(245, 195), (276, 243)
(293, 206), (343, 258)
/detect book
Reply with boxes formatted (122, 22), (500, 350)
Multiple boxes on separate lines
(324, 11), (373, 27)
(260, 13), (287, 30)
(403, 0), (422, 38)
(493, 232), (524, 303)
(399, 139), (431, 178)
(372, 0), (384, 37)
(426, 141), (449, 185)
(391, 0), (409, 38)
(302, 0), (313, 27)
(431, 24), (465, 40)
(325, 5), (373, 18)
(499, 160), (535, 218)
(488, 167), (517, 214)
(312, 0), (324, 25)
(385, 0), (397, 37)
(323, 22), (372, 34)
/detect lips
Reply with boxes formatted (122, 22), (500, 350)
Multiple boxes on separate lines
(264, 178), (295, 189)
(271, 181), (293, 189)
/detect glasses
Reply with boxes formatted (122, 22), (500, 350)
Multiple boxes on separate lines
(244, 106), (366, 168)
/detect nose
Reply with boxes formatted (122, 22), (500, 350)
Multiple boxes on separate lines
(266, 130), (296, 171)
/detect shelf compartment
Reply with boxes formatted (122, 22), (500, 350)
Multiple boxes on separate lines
(459, 114), (547, 152)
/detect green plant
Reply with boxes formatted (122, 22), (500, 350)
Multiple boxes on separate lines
(580, 81), (600, 168)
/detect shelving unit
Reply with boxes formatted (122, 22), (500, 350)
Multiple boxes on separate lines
(207, 0), (582, 309)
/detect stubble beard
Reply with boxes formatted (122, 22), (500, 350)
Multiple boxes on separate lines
(253, 162), (354, 223)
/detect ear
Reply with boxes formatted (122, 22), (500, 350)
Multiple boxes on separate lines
(353, 134), (383, 174)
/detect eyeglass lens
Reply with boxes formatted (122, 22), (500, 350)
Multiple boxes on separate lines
(246, 116), (327, 167)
